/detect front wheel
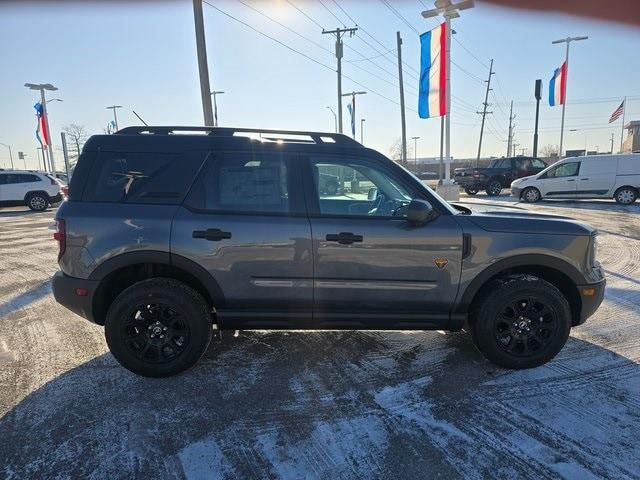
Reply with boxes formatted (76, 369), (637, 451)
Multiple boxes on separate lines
(485, 180), (503, 197)
(470, 275), (571, 369)
(521, 187), (541, 203)
(464, 187), (478, 195)
(105, 278), (213, 377)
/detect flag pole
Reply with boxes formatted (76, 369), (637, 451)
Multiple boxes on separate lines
(559, 41), (569, 159)
(620, 96), (626, 153)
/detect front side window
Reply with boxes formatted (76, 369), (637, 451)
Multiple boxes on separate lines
(531, 159), (546, 169)
(84, 151), (205, 204)
(546, 162), (580, 178)
(187, 152), (291, 214)
(310, 157), (412, 217)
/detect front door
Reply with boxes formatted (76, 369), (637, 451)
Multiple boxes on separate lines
(539, 161), (581, 198)
(171, 149), (313, 328)
(303, 154), (463, 329)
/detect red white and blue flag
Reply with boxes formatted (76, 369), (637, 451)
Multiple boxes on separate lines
(34, 102), (50, 147)
(346, 95), (356, 138)
(418, 22), (447, 119)
(548, 62), (567, 106)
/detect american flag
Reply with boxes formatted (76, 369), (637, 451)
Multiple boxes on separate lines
(609, 100), (625, 123)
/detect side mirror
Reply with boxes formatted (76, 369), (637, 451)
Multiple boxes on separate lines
(407, 198), (435, 225)
(367, 187), (378, 200)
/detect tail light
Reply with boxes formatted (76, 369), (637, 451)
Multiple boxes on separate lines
(54, 219), (66, 260)
(62, 185), (69, 196)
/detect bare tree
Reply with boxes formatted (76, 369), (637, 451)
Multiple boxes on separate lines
(388, 138), (412, 166)
(540, 144), (560, 159)
(62, 124), (88, 165)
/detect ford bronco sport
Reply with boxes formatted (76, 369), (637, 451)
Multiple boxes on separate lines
(52, 126), (605, 377)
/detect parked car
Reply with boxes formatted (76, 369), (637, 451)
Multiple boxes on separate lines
(512, 154), (640, 204)
(318, 172), (341, 195)
(415, 171), (438, 181)
(52, 126), (605, 377)
(455, 157), (548, 196)
(0, 169), (64, 211)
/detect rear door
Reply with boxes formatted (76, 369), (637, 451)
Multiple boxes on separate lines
(539, 161), (581, 198)
(303, 153), (463, 329)
(575, 157), (618, 197)
(171, 147), (313, 327)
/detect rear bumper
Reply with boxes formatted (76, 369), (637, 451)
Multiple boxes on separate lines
(49, 193), (63, 204)
(575, 278), (606, 326)
(454, 177), (486, 189)
(52, 271), (100, 323)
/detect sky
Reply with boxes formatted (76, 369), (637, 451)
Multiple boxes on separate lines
(1, 0), (640, 171)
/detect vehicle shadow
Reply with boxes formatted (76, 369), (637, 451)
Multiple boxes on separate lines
(1, 329), (638, 479)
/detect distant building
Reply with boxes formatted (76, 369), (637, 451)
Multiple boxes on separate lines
(622, 121), (640, 153)
(565, 149), (586, 158)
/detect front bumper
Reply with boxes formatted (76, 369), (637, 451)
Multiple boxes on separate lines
(575, 277), (606, 326)
(52, 271), (100, 323)
(511, 186), (522, 198)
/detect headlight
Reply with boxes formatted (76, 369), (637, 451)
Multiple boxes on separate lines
(511, 178), (522, 187)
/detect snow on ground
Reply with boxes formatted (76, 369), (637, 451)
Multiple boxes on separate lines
(0, 196), (639, 479)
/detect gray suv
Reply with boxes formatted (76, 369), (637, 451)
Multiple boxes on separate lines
(52, 127), (605, 377)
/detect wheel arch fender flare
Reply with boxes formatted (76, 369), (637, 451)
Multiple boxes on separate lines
(23, 190), (50, 202)
(453, 253), (585, 317)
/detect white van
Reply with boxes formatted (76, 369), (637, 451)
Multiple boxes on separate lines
(511, 154), (640, 205)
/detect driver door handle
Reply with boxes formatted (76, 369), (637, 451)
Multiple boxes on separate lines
(326, 232), (363, 245)
(580, 178), (589, 181)
(193, 228), (232, 241)
(566, 179), (576, 182)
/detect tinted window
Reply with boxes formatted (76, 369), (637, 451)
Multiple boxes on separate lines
(310, 156), (412, 217)
(546, 162), (580, 178)
(531, 159), (546, 169)
(84, 151), (205, 204)
(0, 173), (40, 184)
(187, 152), (291, 214)
(514, 158), (532, 171)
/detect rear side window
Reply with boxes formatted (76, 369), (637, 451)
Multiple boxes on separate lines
(83, 151), (205, 204)
(0, 173), (41, 184)
(186, 152), (294, 214)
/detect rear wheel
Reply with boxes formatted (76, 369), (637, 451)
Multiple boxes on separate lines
(105, 278), (213, 377)
(485, 179), (503, 197)
(614, 186), (637, 205)
(26, 193), (49, 211)
(521, 187), (541, 203)
(464, 187), (478, 195)
(470, 275), (571, 369)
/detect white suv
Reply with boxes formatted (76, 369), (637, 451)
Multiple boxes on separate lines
(0, 170), (64, 211)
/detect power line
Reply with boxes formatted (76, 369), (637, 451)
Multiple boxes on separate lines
(285, 0), (325, 29)
(317, 0), (345, 26)
(379, 0), (420, 35)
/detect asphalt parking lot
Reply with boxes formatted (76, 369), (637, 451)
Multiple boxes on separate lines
(1, 196), (639, 480)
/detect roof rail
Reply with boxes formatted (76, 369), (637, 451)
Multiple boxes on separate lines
(115, 126), (362, 147)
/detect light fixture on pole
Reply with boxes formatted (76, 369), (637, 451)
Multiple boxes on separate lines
(106, 105), (123, 132)
(326, 106), (337, 133)
(422, 0), (474, 185)
(551, 35), (588, 158)
(411, 136), (420, 167)
(360, 118), (366, 144)
(0, 142), (13, 169)
(46, 98), (63, 104)
(25, 82), (58, 172)
(210, 91), (225, 126)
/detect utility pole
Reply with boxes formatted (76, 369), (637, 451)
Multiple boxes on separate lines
(25, 83), (57, 172)
(533, 79), (542, 157)
(412, 136), (420, 168)
(475, 58), (494, 167)
(210, 91), (225, 126)
(193, 0), (214, 126)
(512, 143), (520, 155)
(326, 106), (337, 132)
(0, 142), (13, 169)
(106, 105), (122, 131)
(610, 132), (615, 154)
(341, 91), (366, 139)
(323, 26), (358, 134)
(552, 35), (588, 158)
(397, 31), (407, 165)
(360, 118), (366, 144)
(60, 132), (71, 180)
(519, 147), (526, 156)
(506, 100), (515, 157)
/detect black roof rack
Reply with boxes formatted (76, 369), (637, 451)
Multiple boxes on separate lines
(115, 126), (362, 147)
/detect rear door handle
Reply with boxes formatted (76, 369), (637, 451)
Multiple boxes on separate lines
(326, 232), (363, 245)
(192, 228), (232, 241)
(580, 178), (589, 181)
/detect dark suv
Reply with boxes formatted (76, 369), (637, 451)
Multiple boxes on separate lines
(454, 157), (547, 196)
(52, 127), (605, 377)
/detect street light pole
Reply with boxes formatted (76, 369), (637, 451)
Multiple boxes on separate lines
(360, 118), (366, 144)
(0, 142), (13, 169)
(106, 105), (123, 131)
(552, 35), (588, 158)
(326, 106), (337, 133)
(25, 82), (58, 172)
(411, 136), (420, 168)
(210, 91), (225, 126)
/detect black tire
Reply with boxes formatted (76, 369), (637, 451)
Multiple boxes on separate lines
(521, 187), (541, 203)
(464, 187), (479, 195)
(26, 192), (49, 211)
(470, 274), (571, 369)
(104, 278), (213, 377)
(485, 179), (503, 197)
(613, 186), (637, 205)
